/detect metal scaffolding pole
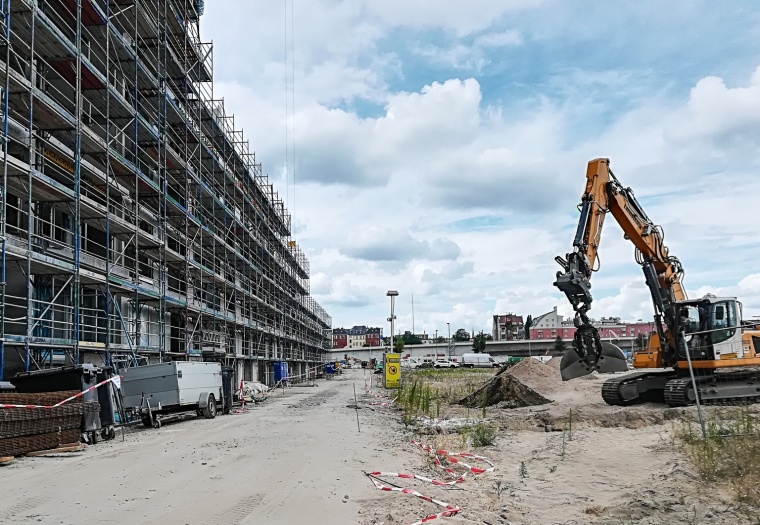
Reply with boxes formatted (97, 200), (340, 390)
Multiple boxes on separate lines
(73, 0), (83, 365)
(0, 0), (9, 379)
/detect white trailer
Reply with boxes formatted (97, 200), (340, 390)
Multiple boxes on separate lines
(120, 361), (228, 428)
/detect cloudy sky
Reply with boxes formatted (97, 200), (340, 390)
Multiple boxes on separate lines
(200, 1), (760, 336)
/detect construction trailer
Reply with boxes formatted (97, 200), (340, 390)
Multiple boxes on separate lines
(0, 0), (331, 387)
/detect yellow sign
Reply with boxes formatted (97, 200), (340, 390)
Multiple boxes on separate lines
(384, 353), (401, 389)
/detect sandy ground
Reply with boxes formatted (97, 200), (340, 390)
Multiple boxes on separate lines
(357, 363), (760, 525)
(0, 370), (406, 524)
(2, 366), (758, 525)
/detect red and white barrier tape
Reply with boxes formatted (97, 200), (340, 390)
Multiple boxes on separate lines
(366, 441), (497, 524)
(287, 363), (325, 381)
(411, 440), (496, 474)
(0, 375), (121, 409)
(368, 470), (464, 487)
(363, 385), (399, 409)
(366, 473), (461, 525)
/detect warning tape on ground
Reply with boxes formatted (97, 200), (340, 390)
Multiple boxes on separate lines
(411, 440), (496, 474)
(0, 375), (121, 409)
(363, 385), (399, 409)
(368, 470), (465, 486)
(365, 473), (461, 525)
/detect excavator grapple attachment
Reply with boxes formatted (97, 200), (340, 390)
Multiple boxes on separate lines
(560, 325), (629, 381)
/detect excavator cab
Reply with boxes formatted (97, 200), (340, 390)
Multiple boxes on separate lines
(675, 295), (743, 362)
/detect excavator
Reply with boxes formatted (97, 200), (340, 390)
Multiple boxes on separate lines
(553, 158), (760, 406)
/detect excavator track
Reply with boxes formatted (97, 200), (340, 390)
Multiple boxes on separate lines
(603, 368), (760, 407)
(601, 371), (674, 406)
(602, 372), (647, 406)
(663, 378), (693, 407)
(664, 369), (760, 407)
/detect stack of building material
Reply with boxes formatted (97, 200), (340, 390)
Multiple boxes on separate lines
(0, 391), (99, 456)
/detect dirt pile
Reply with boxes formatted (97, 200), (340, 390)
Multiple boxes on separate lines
(505, 358), (564, 396)
(546, 355), (596, 380)
(458, 373), (551, 409)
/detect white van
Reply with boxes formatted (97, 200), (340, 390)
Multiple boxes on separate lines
(460, 353), (500, 368)
(401, 357), (432, 370)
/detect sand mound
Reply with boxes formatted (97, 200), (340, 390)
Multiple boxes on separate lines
(504, 357), (564, 396)
(543, 355), (597, 381)
(458, 373), (551, 409)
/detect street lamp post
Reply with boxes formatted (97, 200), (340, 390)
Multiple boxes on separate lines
(447, 322), (451, 360)
(387, 290), (399, 355)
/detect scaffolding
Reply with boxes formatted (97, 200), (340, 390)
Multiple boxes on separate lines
(0, 0), (332, 386)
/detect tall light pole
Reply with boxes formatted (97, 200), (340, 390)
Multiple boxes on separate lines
(387, 290), (399, 354)
(447, 322), (451, 360)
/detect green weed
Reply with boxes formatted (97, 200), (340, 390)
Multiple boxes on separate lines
(675, 407), (760, 507)
(471, 421), (497, 447)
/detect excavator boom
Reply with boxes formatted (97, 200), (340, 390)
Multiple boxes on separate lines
(554, 159), (685, 380)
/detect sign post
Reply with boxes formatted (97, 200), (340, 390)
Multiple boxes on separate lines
(384, 353), (401, 389)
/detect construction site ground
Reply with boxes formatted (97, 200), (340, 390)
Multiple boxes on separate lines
(1, 366), (758, 525)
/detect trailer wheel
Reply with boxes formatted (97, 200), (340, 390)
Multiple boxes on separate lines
(152, 418), (161, 429)
(202, 394), (217, 419)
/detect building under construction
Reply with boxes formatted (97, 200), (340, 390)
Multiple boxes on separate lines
(0, 0), (332, 385)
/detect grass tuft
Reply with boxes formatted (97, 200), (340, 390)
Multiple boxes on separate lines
(675, 407), (760, 507)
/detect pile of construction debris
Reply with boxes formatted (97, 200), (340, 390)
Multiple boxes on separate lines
(238, 381), (270, 404)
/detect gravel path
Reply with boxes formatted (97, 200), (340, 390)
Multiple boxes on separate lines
(0, 369), (401, 525)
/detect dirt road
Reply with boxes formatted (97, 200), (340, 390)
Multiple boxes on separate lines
(0, 370), (402, 524)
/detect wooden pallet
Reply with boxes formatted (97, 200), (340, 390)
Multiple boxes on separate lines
(25, 442), (85, 457)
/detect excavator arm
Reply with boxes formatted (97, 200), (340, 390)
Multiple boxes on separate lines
(554, 158), (686, 380)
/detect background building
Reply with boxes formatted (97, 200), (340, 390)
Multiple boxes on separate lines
(529, 308), (656, 342)
(331, 326), (383, 349)
(0, 0), (330, 386)
(492, 314), (524, 341)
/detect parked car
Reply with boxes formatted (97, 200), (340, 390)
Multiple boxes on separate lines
(460, 353), (500, 368)
(433, 359), (459, 368)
